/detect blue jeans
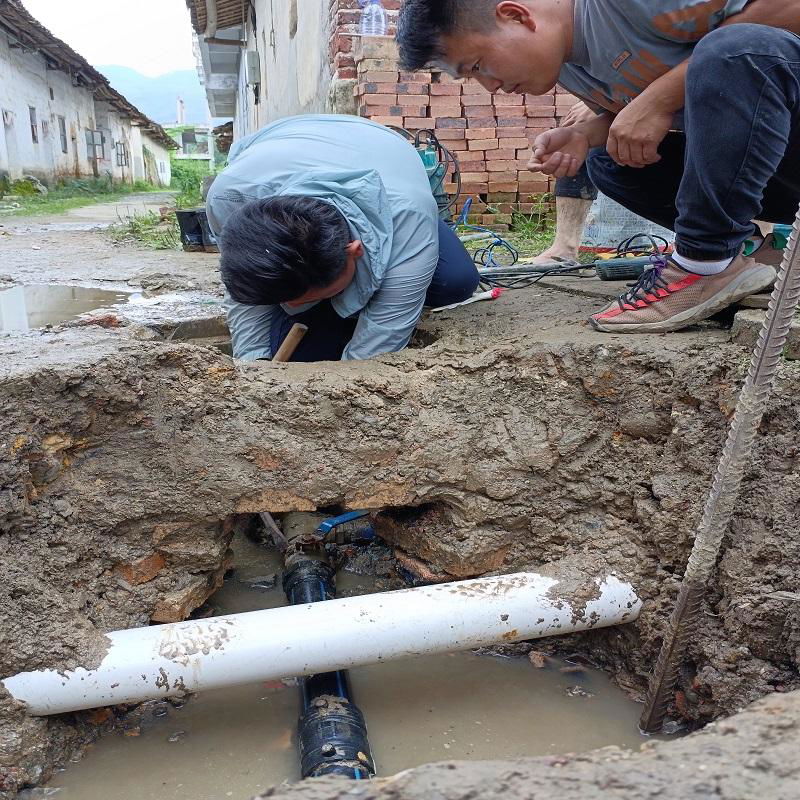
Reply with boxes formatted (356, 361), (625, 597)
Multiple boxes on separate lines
(270, 218), (479, 361)
(587, 24), (800, 260)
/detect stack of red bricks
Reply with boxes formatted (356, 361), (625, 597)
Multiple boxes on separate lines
(328, 0), (401, 81)
(352, 37), (581, 230)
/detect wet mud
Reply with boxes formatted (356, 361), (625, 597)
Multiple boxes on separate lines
(0, 200), (798, 797)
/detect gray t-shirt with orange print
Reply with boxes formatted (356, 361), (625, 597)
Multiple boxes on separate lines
(558, 0), (750, 115)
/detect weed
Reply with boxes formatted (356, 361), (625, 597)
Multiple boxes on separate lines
(10, 178), (40, 196)
(507, 194), (556, 258)
(171, 161), (211, 209)
(108, 210), (180, 250)
(2, 176), (162, 217)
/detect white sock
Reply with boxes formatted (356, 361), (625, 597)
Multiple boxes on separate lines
(672, 252), (734, 275)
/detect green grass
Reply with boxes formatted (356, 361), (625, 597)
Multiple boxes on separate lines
(107, 209), (181, 250)
(508, 196), (557, 258)
(457, 195), (558, 263)
(1, 177), (164, 217)
(170, 161), (211, 209)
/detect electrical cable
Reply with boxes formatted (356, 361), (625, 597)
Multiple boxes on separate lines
(610, 233), (670, 260)
(414, 129), (462, 216)
(391, 126), (463, 217)
(394, 118), (672, 293)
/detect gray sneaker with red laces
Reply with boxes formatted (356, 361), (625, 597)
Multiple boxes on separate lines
(589, 252), (777, 333)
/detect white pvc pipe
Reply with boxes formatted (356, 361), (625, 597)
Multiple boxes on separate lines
(3, 573), (640, 716)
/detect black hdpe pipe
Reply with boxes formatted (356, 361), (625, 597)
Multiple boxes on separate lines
(283, 559), (376, 779)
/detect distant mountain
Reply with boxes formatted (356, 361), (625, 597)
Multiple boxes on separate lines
(97, 65), (213, 126)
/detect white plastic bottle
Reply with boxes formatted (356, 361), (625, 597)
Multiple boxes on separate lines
(359, 0), (387, 36)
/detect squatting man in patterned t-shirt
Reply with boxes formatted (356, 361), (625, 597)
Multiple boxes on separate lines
(397, 0), (800, 333)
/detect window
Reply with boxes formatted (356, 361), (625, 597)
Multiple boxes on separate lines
(85, 129), (105, 161)
(158, 161), (166, 175)
(41, 120), (49, 138)
(29, 107), (38, 143)
(289, 0), (298, 37)
(115, 140), (129, 167)
(58, 116), (67, 153)
(49, 88), (54, 100)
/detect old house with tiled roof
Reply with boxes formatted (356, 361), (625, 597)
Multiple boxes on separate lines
(0, 0), (177, 185)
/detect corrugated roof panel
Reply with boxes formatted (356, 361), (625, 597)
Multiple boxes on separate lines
(185, 0), (247, 35)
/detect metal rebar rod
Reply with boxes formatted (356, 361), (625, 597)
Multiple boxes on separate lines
(640, 207), (800, 733)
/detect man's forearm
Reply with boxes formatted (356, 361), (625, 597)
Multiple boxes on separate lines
(633, 61), (689, 115)
(571, 112), (614, 148)
(727, 0), (800, 35)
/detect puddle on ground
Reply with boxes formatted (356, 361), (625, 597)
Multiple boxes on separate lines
(0, 284), (227, 338)
(0, 284), (132, 332)
(48, 533), (653, 800)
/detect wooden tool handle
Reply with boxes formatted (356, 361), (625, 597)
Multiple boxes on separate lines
(272, 323), (308, 362)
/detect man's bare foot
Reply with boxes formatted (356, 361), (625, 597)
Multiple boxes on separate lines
(525, 196), (593, 266)
(526, 247), (580, 266)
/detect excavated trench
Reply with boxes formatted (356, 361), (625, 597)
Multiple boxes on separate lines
(40, 527), (655, 799)
(1, 271), (799, 798)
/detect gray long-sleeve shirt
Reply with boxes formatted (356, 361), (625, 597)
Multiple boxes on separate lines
(207, 115), (440, 361)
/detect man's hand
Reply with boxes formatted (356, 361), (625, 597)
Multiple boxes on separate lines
(560, 101), (599, 129)
(607, 96), (674, 168)
(529, 128), (590, 178)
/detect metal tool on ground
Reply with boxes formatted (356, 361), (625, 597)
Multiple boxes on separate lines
(272, 323), (308, 363)
(432, 287), (506, 312)
(640, 205), (800, 734)
(592, 234), (671, 281)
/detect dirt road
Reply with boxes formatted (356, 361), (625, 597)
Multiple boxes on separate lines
(0, 192), (220, 293)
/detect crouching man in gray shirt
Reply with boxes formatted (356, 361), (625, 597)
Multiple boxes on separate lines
(207, 114), (479, 362)
(398, 0), (799, 335)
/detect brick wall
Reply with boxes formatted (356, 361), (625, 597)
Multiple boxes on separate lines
(350, 36), (580, 229)
(329, 0), (402, 82)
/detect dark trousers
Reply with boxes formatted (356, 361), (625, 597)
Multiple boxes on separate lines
(587, 24), (800, 260)
(270, 218), (479, 361)
(555, 164), (598, 201)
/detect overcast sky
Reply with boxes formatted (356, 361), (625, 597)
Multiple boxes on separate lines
(22, 0), (197, 76)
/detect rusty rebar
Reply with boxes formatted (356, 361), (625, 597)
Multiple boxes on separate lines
(640, 208), (800, 733)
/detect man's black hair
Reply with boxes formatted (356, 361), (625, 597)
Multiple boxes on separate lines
(397, 0), (496, 71)
(219, 196), (351, 305)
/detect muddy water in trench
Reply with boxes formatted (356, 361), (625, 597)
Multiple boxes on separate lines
(48, 535), (650, 800)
